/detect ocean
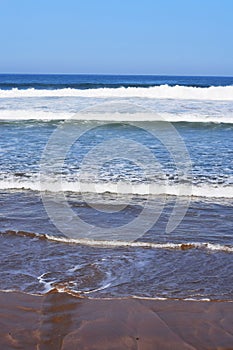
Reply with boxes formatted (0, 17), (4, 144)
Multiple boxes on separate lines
(0, 74), (233, 301)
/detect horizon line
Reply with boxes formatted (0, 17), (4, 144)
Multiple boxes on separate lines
(0, 72), (233, 78)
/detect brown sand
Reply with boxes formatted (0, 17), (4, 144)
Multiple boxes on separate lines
(0, 290), (233, 350)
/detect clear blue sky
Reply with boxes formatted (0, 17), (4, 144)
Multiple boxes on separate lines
(0, 0), (233, 75)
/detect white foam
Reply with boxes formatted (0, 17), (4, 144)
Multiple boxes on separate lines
(83, 282), (112, 294)
(0, 110), (72, 121)
(1, 85), (233, 100)
(41, 235), (233, 252)
(0, 288), (230, 301)
(0, 109), (233, 124)
(37, 273), (56, 293)
(1, 178), (233, 198)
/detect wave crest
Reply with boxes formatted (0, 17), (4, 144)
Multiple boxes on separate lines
(0, 110), (233, 124)
(1, 178), (233, 198)
(4, 230), (233, 252)
(1, 85), (233, 100)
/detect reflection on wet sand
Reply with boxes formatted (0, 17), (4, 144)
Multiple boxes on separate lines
(1, 290), (233, 349)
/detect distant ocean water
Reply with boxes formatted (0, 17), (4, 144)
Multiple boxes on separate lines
(0, 74), (233, 301)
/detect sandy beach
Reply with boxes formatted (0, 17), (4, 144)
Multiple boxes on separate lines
(0, 290), (233, 349)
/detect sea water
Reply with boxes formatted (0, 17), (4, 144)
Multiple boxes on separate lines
(0, 74), (233, 300)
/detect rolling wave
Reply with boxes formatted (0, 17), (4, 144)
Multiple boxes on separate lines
(0, 85), (233, 100)
(4, 230), (233, 252)
(0, 82), (180, 90)
(0, 109), (233, 124)
(1, 178), (233, 198)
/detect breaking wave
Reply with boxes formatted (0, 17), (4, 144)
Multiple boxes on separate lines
(1, 178), (233, 198)
(4, 230), (233, 252)
(0, 110), (233, 124)
(0, 85), (233, 100)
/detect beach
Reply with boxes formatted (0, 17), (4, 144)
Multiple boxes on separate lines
(1, 290), (233, 349)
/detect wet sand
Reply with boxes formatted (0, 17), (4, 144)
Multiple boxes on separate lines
(0, 290), (233, 349)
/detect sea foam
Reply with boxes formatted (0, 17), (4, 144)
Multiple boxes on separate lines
(0, 110), (233, 124)
(1, 178), (233, 198)
(0, 85), (233, 100)
(5, 230), (233, 253)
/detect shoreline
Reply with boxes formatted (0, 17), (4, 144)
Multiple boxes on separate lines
(1, 290), (233, 349)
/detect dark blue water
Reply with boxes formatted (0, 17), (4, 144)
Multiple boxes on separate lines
(0, 74), (233, 89)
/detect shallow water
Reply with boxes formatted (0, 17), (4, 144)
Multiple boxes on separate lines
(0, 191), (233, 300)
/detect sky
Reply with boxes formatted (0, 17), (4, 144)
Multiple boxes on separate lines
(0, 0), (233, 75)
